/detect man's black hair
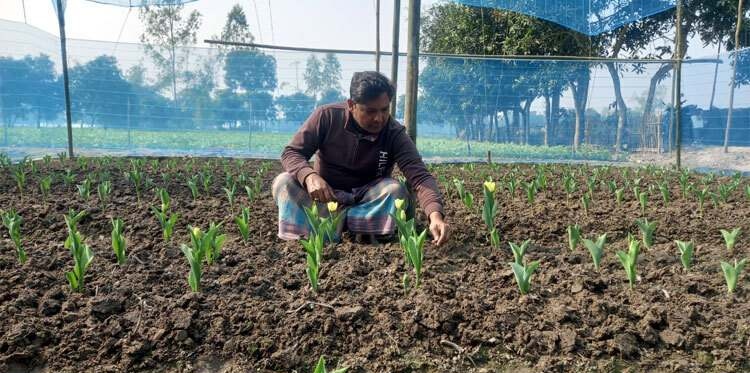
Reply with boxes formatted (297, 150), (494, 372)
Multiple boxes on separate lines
(349, 71), (395, 104)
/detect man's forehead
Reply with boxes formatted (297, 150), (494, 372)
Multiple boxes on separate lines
(356, 101), (390, 110)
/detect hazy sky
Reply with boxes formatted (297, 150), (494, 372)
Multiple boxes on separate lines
(0, 0), (742, 112)
(0, 0), (432, 52)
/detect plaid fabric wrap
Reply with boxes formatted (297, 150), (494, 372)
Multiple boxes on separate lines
(272, 172), (408, 240)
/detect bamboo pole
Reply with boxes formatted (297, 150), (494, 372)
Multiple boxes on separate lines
(403, 0), (420, 142)
(724, 0), (745, 153)
(675, 0), (683, 169)
(56, 0), (75, 159)
(390, 0), (401, 116)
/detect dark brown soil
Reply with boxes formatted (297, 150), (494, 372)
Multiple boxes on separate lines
(0, 158), (749, 372)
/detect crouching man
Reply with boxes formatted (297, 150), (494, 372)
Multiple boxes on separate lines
(272, 71), (449, 245)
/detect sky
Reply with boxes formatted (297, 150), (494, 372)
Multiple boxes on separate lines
(0, 0), (744, 112)
(0, 0), (429, 52)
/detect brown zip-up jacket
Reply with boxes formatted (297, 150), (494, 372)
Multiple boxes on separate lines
(280, 102), (444, 218)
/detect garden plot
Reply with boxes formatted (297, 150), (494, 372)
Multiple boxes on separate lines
(0, 155), (748, 372)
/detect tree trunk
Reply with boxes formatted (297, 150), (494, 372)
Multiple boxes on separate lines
(606, 62), (628, 153)
(570, 74), (590, 152)
(523, 99), (532, 144)
(513, 109), (521, 144)
(724, 0), (745, 153)
(709, 43), (722, 109)
(551, 87), (561, 145)
(504, 110), (511, 142)
(641, 64), (673, 141)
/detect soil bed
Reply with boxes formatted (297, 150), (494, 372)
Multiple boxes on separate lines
(0, 158), (749, 372)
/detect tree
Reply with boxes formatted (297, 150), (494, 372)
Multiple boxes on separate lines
(321, 53), (342, 93)
(24, 55), (61, 128)
(224, 49), (277, 94)
(276, 92), (316, 122)
(0, 57), (33, 127)
(317, 89), (345, 107)
(68, 55), (132, 129)
(303, 55), (324, 99)
(139, 1), (202, 102)
(217, 4), (255, 50)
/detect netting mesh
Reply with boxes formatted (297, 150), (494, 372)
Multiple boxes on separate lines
(83, 0), (197, 6)
(2, 19), (750, 170)
(449, 0), (676, 35)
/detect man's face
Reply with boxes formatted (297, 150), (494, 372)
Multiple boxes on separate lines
(347, 92), (391, 134)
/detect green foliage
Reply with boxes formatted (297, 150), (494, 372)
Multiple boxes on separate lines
(64, 214), (95, 292)
(694, 187), (709, 217)
(511, 260), (540, 295)
(312, 355), (348, 373)
(580, 192), (591, 214)
(151, 204), (178, 242)
(583, 233), (607, 271)
(111, 218), (127, 265)
(235, 207), (251, 242)
(97, 181), (112, 208)
(674, 240), (695, 271)
(12, 165), (26, 194)
(2, 209), (26, 264)
(720, 228), (741, 252)
(635, 218), (657, 249)
(509, 239), (531, 265)
(39, 175), (52, 201)
(720, 259), (747, 294)
(567, 224), (581, 251)
(303, 203), (343, 244)
(393, 199), (428, 289)
(616, 235), (640, 289)
(638, 190), (648, 215)
(77, 177), (93, 200)
(181, 227), (205, 292)
(187, 175), (200, 199)
(482, 181), (499, 247)
(301, 232), (324, 293)
(525, 180), (537, 204)
(658, 181), (670, 206)
(615, 188), (624, 206)
(223, 183), (237, 213)
(126, 161), (144, 202)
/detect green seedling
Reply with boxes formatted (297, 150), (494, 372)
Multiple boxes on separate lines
(674, 240), (695, 271)
(567, 224), (582, 251)
(525, 181), (537, 204)
(720, 228), (741, 252)
(64, 214), (94, 292)
(187, 175), (200, 199)
(62, 169), (76, 186)
(720, 258), (747, 294)
(313, 355), (348, 373)
(616, 234), (640, 289)
(224, 183), (237, 213)
(638, 191), (648, 215)
(2, 210), (26, 264)
(200, 171), (213, 193)
(39, 175), (52, 201)
(635, 218), (657, 249)
(511, 260), (540, 295)
(111, 218), (127, 265)
(63, 209), (87, 249)
(658, 181), (670, 206)
(679, 171), (690, 198)
(581, 192), (591, 214)
(152, 208), (178, 242)
(126, 163), (144, 202)
(235, 207), (251, 242)
(301, 232), (324, 293)
(12, 166), (26, 194)
(97, 181), (112, 208)
(393, 199), (427, 289)
(563, 174), (576, 197)
(694, 187), (709, 217)
(304, 203), (344, 244)
(482, 181), (500, 247)
(615, 188), (624, 206)
(583, 233), (607, 271)
(509, 239), (531, 265)
(181, 227), (206, 292)
(77, 178), (93, 200)
(606, 180), (617, 194)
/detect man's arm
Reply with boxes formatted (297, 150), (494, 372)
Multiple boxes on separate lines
(391, 130), (449, 245)
(280, 108), (326, 186)
(280, 108), (337, 202)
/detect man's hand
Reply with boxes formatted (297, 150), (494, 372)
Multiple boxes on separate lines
(304, 173), (337, 203)
(428, 211), (449, 246)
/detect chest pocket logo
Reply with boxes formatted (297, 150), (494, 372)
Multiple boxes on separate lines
(376, 151), (388, 178)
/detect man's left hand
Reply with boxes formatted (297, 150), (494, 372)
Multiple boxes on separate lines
(428, 211), (449, 246)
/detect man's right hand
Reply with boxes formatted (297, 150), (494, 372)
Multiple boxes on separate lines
(304, 173), (337, 203)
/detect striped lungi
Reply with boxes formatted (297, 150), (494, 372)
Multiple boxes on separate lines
(271, 172), (408, 240)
